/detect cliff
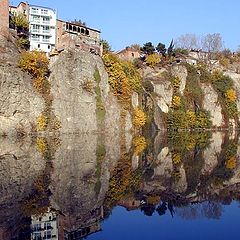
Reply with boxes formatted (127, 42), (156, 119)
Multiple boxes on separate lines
(1, 33), (240, 136)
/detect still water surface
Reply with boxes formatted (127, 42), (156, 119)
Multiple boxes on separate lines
(1, 131), (240, 239)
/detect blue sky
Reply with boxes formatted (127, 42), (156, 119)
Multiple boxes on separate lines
(10, 0), (240, 51)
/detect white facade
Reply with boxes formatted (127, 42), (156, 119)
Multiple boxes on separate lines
(31, 210), (58, 240)
(28, 5), (56, 53)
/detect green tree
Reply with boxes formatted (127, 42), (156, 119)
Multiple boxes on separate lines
(156, 42), (166, 56)
(100, 39), (111, 54)
(141, 42), (155, 55)
(167, 40), (174, 56)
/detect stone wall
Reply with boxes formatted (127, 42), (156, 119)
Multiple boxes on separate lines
(0, 0), (9, 37)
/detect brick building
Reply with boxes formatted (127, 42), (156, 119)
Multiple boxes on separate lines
(0, 0), (9, 37)
(56, 20), (102, 55)
(117, 46), (140, 61)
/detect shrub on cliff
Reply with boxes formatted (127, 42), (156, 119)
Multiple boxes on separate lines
(18, 51), (49, 78)
(103, 53), (142, 104)
(10, 13), (29, 30)
(133, 108), (147, 128)
(145, 53), (161, 67)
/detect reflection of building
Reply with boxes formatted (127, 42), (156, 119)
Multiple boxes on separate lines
(119, 197), (141, 211)
(31, 209), (58, 240)
(30, 207), (104, 240)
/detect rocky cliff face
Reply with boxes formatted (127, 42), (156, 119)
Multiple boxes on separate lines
(49, 48), (124, 135)
(143, 63), (240, 130)
(0, 35), (44, 136)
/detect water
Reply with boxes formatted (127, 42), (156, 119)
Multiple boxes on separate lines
(0, 131), (240, 239)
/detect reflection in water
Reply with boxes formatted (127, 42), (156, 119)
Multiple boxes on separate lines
(0, 131), (240, 239)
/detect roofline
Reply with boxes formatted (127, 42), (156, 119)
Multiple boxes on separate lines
(29, 4), (56, 12)
(57, 19), (101, 33)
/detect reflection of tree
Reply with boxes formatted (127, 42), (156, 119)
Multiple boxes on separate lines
(141, 204), (155, 216)
(156, 202), (167, 216)
(104, 152), (142, 214)
(176, 201), (222, 220)
(21, 137), (60, 217)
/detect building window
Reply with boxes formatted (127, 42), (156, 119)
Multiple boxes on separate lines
(48, 45), (51, 49)
(43, 25), (50, 33)
(42, 17), (50, 24)
(32, 232), (41, 240)
(44, 222), (52, 230)
(132, 53), (134, 57)
(31, 7), (39, 14)
(31, 34), (40, 41)
(41, 9), (48, 15)
(81, 28), (85, 34)
(44, 230), (52, 239)
(31, 15), (40, 23)
(42, 35), (50, 42)
(32, 223), (41, 231)
(86, 29), (89, 35)
(31, 24), (40, 33)
(38, 44), (40, 48)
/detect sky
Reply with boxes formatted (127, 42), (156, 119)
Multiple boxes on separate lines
(10, 0), (240, 51)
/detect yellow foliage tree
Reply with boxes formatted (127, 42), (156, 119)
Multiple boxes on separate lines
(103, 53), (132, 102)
(185, 110), (196, 128)
(172, 153), (181, 165)
(172, 76), (181, 92)
(225, 89), (237, 102)
(172, 95), (181, 108)
(226, 156), (237, 169)
(18, 51), (49, 78)
(145, 53), (161, 67)
(36, 115), (48, 131)
(133, 136), (147, 155)
(11, 13), (29, 30)
(133, 108), (147, 128)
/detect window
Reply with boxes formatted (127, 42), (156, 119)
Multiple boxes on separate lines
(32, 223), (41, 231)
(42, 17), (50, 24)
(41, 9), (48, 15)
(32, 24), (40, 33)
(31, 15), (40, 23)
(42, 36), (50, 42)
(31, 34), (40, 41)
(44, 230), (52, 239)
(38, 44), (40, 48)
(44, 222), (52, 230)
(32, 232), (41, 240)
(43, 26), (50, 33)
(31, 7), (39, 14)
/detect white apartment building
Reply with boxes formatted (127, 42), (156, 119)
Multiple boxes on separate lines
(28, 5), (56, 53)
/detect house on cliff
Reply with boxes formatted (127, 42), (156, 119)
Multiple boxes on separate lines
(117, 46), (141, 61)
(56, 20), (102, 55)
(2, 0), (102, 55)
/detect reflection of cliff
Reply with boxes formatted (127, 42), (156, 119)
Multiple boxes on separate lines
(1, 130), (240, 239)
(50, 133), (122, 230)
(0, 138), (46, 239)
(107, 131), (240, 221)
